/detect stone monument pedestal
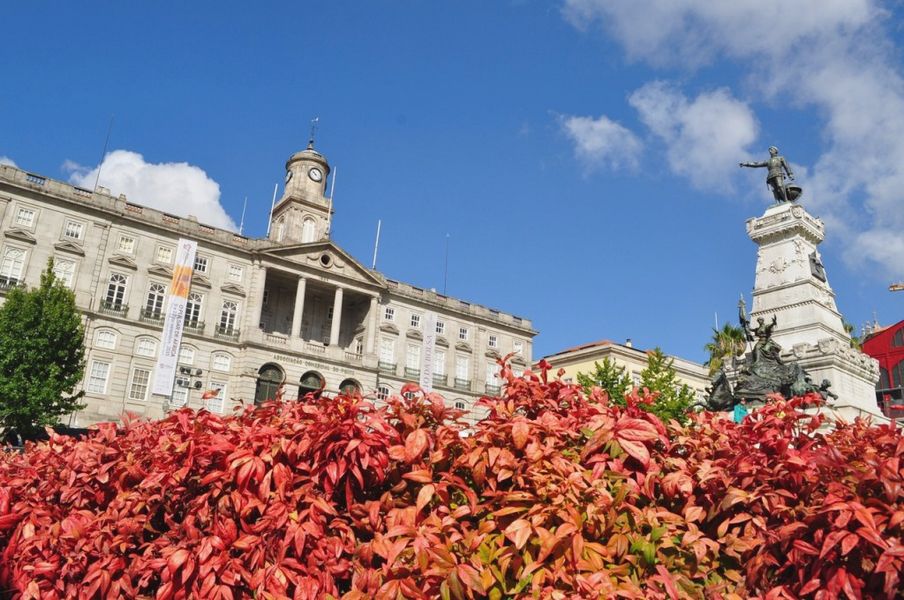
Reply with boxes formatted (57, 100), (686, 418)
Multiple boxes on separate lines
(746, 202), (881, 421)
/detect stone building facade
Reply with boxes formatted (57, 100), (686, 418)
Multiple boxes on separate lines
(0, 144), (535, 426)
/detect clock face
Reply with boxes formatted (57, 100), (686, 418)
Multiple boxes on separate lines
(285, 170), (293, 184)
(308, 167), (323, 182)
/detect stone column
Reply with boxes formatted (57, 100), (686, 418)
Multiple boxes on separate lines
(329, 286), (344, 346)
(365, 296), (378, 354)
(250, 266), (267, 331)
(290, 276), (307, 338)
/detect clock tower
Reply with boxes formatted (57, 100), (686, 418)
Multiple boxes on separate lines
(269, 140), (332, 244)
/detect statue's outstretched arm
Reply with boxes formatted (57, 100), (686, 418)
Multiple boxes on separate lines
(739, 160), (768, 168)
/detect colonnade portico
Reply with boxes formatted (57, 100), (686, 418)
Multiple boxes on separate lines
(250, 263), (379, 355)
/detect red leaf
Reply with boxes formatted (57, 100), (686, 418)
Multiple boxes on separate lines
(504, 519), (532, 550)
(404, 429), (429, 463)
(511, 421), (529, 450)
(617, 438), (650, 468)
(416, 484), (434, 513)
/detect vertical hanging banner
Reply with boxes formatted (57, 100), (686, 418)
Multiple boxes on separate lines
(419, 311), (437, 392)
(152, 239), (197, 396)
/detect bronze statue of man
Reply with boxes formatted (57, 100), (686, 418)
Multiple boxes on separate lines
(740, 146), (795, 203)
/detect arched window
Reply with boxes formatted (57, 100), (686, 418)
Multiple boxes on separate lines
(879, 367), (891, 389)
(454, 400), (467, 411)
(94, 329), (117, 350)
(145, 283), (166, 318)
(105, 273), (128, 309)
(376, 385), (390, 401)
(219, 300), (238, 334)
(179, 345), (195, 365)
(135, 337), (157, 358)
(339, 378), (361, 395)
(893, 361), (904, 388)
(894, 328), (904, 347)
(211, 353), (232, 372)
(255, 363), (285, 405)
(0, 247), (26, 284)
(301, 218), (316, 243)
(275, 218), (285, 242)
(299, 370), (325, 399)
(185, 293), (203, 327)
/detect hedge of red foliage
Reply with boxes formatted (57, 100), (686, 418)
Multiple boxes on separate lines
(0, 363), (902, 599)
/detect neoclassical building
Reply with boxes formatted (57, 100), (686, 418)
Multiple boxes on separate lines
(0, 143), (535, 426)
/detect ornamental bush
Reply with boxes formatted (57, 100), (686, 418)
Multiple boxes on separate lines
(0, 362), (901, 599)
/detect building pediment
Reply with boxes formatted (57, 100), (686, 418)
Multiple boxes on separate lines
(191, 274), (211, 289)
(261, 240), (386, 289)
(147, 264), (172, 278)
(108, 255), (137, 270)
(406, 329), (423, 340)
(53, 240), (85, 256)
(456, 342), (472, 353)
(380, 323), (399, 335)
(485, 349), (502, 360)
(436, 336), (449, 347)
(4, 228), (36, 244)
(220, 282), (246, 297)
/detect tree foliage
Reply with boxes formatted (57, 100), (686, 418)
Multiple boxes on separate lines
(576, 357), (631, 404)
(0, 260), (85, 437)
(638, 348), (697, 425)
(4, 362), (898, 599)
(703, 323), (747, 376)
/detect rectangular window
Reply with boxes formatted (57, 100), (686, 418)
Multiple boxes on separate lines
(228, 264), (244, 282)
(193, 255), (208, 274)
(486, 362), (500, 386)
(207, 383), (227, 414)
(379, 338), (395, 363)
(513, 340), (524, 355)
(14, 207), (35, 228)
(128, 367), (151, 401)
(434, 350), (446, 375)
(185, 293), (203, 327)
(105, 273), (128, 309)
(52, 258), (76, 288)
(117, 235), (136, 254)
(488, 334), (498, 348)
(170, 387), (188, 408)
(436, 320), (445, 335)
(86, 361), (110, 394)
(219, 300), (238, 332)
(63, 220), (84, 240)
(410, 313), (421, 328)
(0, 247), (26, 283)
(459, 327), (469, 341)
(406, 345), (421, 370)
(384, 306), (395, 321)
(155, 246), (173, 264)
(455, 356), (469, 380)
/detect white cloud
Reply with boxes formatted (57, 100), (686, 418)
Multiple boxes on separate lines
(65, 150), (236, 231)
(628, 83), (758, 190)
(0, 156), (17, 167)
(562, 0), (904, 277)
(560, 114), (642, 171)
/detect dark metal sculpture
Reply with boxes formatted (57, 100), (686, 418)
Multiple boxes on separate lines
(703, 298), (834, 409)
(740, 146), (801, 203)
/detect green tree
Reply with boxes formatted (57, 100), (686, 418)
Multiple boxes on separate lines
(0, 259), (85, 438)
(703, 323), (748, 376)
(577, 357), (632, 405)
(638, 348), (697, 424)
(842, 320), (862, 350)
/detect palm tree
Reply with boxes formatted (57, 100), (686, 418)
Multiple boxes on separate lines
(704, 323), (748, 376)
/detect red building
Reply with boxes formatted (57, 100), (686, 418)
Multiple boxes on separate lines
(861, 319), (904, 418)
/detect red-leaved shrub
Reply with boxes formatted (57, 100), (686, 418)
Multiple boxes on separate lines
(0, 362), (902, 599)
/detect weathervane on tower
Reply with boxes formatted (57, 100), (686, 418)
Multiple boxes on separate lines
(308, 117), (320, 149)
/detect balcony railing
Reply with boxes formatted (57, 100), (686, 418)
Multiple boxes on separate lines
(98, 301), (128, 317)
(485, 384), (502, 396)
(432, 374), (448, 387)
(344, 351), (363, 363)
(215, 325), (240, 341)
(183, 320), (205, 334)
(404, 367), (421, 379)
(0, 276), (22, 293)
(454, 378), (470, 391)
(139, 308), (165, 326)
(378, 361), (396, 374)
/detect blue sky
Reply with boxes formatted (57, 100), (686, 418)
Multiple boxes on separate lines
(2, 1), (903, 363)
